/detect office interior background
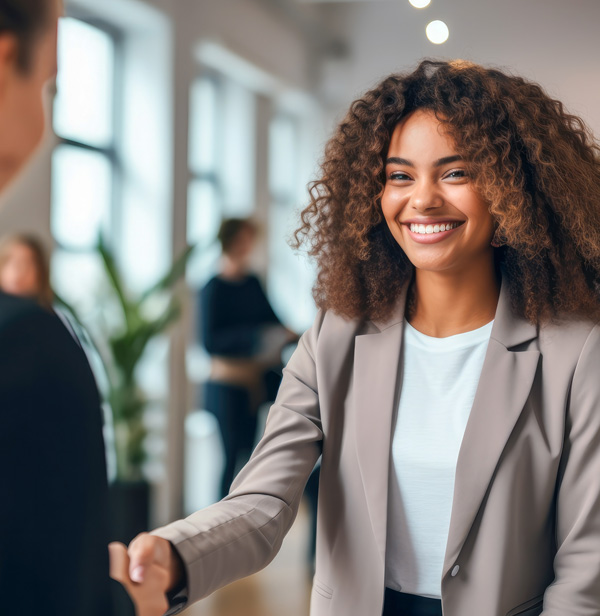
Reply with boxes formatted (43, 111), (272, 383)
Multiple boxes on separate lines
(0, 0), (598, 613)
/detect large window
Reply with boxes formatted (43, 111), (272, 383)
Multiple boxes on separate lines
(51, 16), (120, 314)
(269, 114), (298, 209)
(267, 112), (317, 332)
(186, 73), (257, 287)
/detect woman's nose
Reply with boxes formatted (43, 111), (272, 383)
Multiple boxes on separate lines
(410, 181), (443, 212)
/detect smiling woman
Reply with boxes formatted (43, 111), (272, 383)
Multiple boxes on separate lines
(382, 112), (494, 269)
(293, 59), (600, 326)
(380, 109), (498, 333)
(113, 59), (600, 616)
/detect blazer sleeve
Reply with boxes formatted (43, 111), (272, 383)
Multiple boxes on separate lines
(542, 323), (600, 614)
(152, 310), (325, 613)
(0, 306), (113, 616)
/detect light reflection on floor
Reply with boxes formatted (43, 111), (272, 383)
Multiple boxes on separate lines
(184, 503), (312, 616)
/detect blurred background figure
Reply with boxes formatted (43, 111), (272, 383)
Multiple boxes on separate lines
(0, 233), (53, 309)
(201, 217), (298, 499)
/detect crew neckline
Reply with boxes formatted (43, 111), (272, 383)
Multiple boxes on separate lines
(404, 318), (494, 351)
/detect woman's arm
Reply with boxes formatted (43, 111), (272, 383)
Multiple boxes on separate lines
(542, 323), (600, 614)
(113, 310), (326, 614)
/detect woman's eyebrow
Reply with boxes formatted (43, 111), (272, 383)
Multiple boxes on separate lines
(386, 157), (413, 166)
(434, 155), (463, 167)
(385, 155), (463, 167)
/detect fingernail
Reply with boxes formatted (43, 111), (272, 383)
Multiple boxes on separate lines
(131, 566), (144, 583)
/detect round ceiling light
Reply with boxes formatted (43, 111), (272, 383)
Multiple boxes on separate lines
(409, 0), (431, 8)
(426, 20), (449, 44)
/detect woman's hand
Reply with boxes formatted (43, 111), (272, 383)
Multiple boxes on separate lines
(109, 534), (185, 616)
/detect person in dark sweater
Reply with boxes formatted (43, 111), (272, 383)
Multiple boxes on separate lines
(200, 218), (297, 498)
(0, 1), (116, 613)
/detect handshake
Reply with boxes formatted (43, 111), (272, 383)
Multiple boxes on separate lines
(109, 534), (185, 616)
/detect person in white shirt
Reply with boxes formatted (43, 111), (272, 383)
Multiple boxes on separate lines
(111, 60), (600, 616)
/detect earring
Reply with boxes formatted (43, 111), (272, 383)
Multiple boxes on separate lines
(491, 230), (503, 248)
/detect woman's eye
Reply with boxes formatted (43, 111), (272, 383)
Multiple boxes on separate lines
(389, 172), (412, 181)
(444, 169), (467, 180)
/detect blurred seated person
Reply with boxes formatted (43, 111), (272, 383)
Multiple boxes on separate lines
(201, 218), (298, 498)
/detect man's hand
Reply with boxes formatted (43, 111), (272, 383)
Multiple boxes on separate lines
(109, 533), (185, 616)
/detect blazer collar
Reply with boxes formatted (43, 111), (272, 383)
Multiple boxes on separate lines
(369, 273), (538, 350)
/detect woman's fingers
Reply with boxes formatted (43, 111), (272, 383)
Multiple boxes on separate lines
(109, 540), (170, 616)
(128, 533), (171, 584)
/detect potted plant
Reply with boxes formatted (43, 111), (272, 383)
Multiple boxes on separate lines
(96, 236), (195, 544)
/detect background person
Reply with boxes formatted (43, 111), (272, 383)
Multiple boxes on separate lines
(0, 232), (53, 308)
(0, 1), (116, 613)
(111, 59), (600, 616)
(200, 217), (298, 499)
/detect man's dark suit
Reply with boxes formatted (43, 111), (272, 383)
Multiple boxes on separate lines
(0, 291), (113, 614)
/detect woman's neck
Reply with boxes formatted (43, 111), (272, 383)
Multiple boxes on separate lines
(220, 256), (247, 281)
(407, 260), (500, 337)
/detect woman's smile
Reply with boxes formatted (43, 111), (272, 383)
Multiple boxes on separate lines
(404, 220), (465, 243)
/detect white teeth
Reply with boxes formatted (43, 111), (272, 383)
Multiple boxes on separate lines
(410, 222), (460, 234)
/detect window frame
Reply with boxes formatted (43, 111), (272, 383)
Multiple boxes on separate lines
(52, 12), (124, 252)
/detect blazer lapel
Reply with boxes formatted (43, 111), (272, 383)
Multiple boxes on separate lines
(443, 281), (540, 577)
(354, 289), (407, 563)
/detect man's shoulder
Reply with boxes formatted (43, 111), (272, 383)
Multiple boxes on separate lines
(0, 292), (85, 371)
(0, 292), (44, 329)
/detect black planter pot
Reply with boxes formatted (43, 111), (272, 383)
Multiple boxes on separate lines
(109, 480), (151, 616)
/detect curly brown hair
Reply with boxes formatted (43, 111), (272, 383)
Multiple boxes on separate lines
(293, 59), (600, 324)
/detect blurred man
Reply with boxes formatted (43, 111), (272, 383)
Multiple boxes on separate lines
(0, 1), (114, 613)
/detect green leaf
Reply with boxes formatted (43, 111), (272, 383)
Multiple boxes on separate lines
(94, 237), (193, 480)
(97, 234), (136, 329)
(140, 244), (196, 302)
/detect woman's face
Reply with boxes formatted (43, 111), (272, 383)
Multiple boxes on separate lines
(381, 109), (495, 276)
(0, 242), (41, 298)
(0, 4), (59, 191)
(227, 226), (256, 265)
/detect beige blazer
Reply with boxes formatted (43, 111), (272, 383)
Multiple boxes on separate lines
(155, 279), (600, 616)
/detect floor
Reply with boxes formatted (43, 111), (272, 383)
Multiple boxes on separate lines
(184, 503), (313, 616)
